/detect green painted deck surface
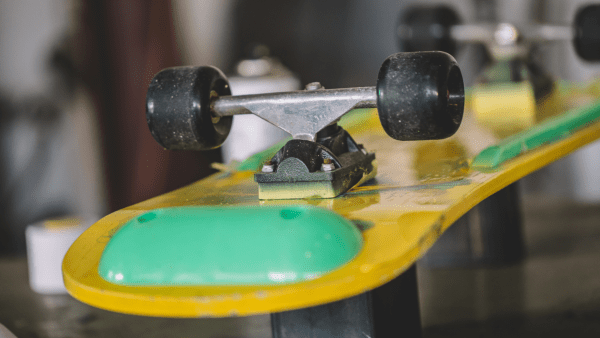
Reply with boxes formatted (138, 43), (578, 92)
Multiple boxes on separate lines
(98, 206), (363, 286)
(472, 100), (600, 170)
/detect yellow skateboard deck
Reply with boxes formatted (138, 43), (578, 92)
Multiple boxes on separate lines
(63, 87), (600, 318)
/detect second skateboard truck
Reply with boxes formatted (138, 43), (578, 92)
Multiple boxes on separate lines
(146, 51), (465, 199)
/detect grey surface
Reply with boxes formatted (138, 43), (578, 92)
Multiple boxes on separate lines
(214, 87), (376, 141)
(0, 259), (270, 338)
(1, 198), (600, 337)
(419, 199), (600, 336)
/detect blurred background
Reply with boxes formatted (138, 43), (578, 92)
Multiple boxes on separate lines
(1, 0), (600, 337)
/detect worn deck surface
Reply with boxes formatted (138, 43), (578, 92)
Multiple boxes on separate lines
(62, 94), (600, 317)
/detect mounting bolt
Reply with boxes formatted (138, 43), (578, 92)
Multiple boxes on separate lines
(262, 161), (275, 173)
(321, 158), (335, 172)
(494, 23), (519, 46)
(305, 82), (323, 91)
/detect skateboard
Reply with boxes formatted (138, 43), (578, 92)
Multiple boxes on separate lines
(63, 5), (600, 327)
(62, 60), (600, 320)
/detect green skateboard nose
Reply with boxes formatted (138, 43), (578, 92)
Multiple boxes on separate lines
(98, 205), (363, 286)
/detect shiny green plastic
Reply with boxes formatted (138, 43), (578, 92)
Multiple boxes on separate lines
(98, 206), (363, 286)
(472, 100), (600, 170)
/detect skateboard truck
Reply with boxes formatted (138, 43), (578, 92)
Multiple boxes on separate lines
(397, 5), (600, 103)
(146, 51), (465, 199)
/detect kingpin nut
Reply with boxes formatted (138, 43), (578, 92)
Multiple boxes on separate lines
(262, 161), (275, 173)
(321, 158), (335, 171)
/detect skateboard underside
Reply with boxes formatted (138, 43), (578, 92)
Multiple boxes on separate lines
(63, 86), (600, 317)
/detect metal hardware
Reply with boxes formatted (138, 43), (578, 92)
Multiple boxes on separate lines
(212, 87), (376, 142)
(305, 82), (323, 90)
(261, 161), (275, 173)
(321, 158), (335, 172)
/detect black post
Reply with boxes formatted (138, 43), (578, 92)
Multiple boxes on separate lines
(420, 182), (524, 267)
(271, 265), (421, 338)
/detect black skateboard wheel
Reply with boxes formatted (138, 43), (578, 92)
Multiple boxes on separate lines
(574, 5), (600, 61)
(397, 6), (460, 56)
(376, 51), (464, 141)
(146, 66), (233, 150)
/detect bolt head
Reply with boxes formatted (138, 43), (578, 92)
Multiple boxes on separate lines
(262, 162), (275, 173)
(494, 23), (519, 46)
(321, 161), (335, 172)
(305, 82), (323, 91)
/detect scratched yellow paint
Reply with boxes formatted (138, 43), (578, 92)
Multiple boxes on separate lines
(63, 92), (600, 318)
